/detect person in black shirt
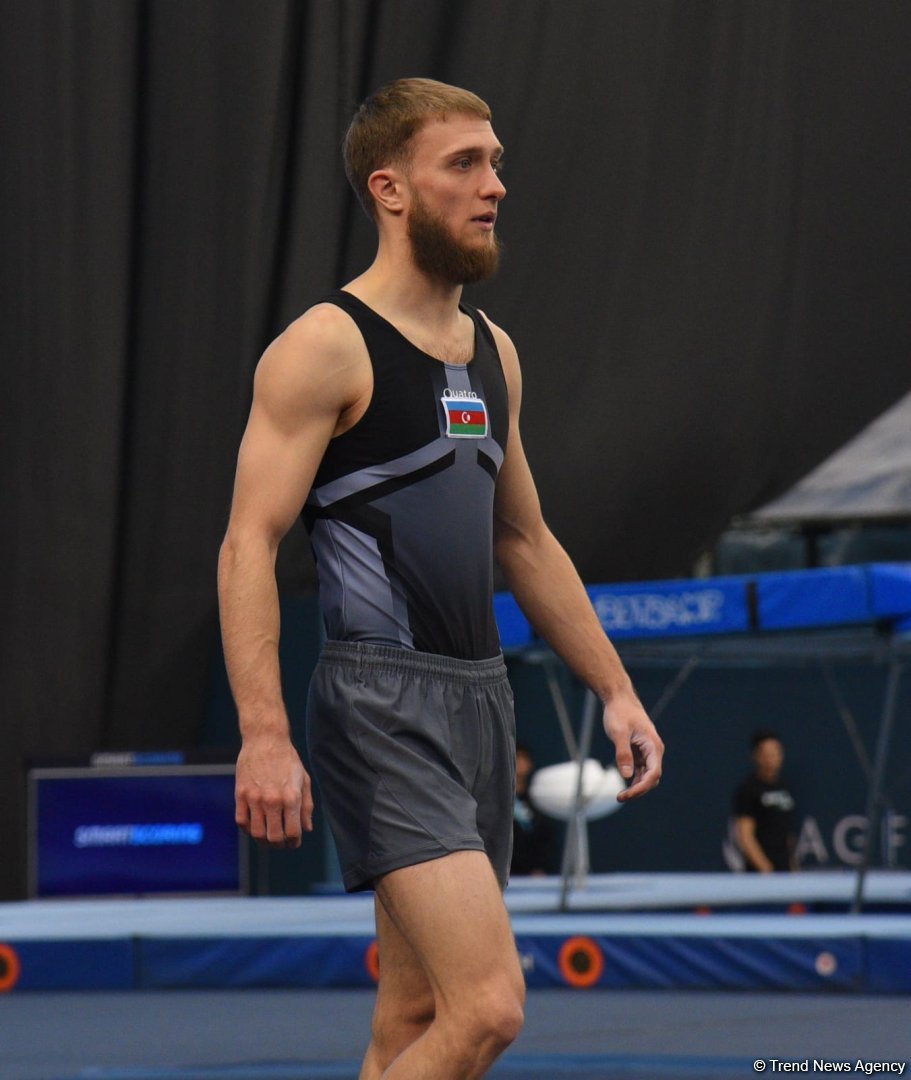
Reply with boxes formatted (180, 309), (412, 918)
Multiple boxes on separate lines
(733, 729), (797, 872)
(511, 744), (554, 876)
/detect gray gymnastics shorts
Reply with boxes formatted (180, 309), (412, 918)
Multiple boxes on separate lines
(306, 640), (516, 893)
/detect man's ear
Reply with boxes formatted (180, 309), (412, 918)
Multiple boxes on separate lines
(367, 168), (406, 215)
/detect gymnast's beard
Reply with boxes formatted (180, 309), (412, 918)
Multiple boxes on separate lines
(407, 194), (501, 286)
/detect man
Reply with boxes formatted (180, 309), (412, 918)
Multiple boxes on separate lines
(218, 78), (663, 1079)
(733, 729), (797, 873)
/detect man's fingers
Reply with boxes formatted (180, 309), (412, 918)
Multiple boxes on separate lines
(264, 801), (287, 845)
(614, 745), (634, 780)
(300, 785), (314, 833)
(235, 755), (314, 846)
(617, 739), (662, 801)
(281, 782), (308, 847)
(241, 803), (268, 841)
(603, 696), (664, 803)
(237, 795), (299, 847)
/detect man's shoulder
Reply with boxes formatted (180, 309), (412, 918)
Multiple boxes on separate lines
(252, 300), (370, 411)
(474, 308), (519, 367)
(474, 306), (507, 338)
(733, 774), (761, 807)
(279, 299), (366, 357)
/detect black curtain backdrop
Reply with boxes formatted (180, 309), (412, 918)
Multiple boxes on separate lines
(3, 0), (910, 899)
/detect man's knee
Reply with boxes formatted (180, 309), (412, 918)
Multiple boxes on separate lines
(459, 976), (525, 1051)
(371, 990), (435, 1057)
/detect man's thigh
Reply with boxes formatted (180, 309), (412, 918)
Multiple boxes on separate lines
(374, 894), (434, 1011)
(375, 850), (524, 1005)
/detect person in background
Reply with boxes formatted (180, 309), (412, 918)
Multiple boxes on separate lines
(733, 729), (797, 872)
(511, 743), (554, 876)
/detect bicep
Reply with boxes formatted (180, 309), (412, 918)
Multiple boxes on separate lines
(228, 399), (336, 548)
(735, 816), (757, 843)
(493, 424), (545, 549)
(485, 319), (546, 549)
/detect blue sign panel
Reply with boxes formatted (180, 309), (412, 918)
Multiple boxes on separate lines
(30, 766), (245, 898)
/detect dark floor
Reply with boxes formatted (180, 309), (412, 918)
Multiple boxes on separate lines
(1, 988), (909, 1080)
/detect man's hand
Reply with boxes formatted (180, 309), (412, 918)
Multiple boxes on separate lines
(235, 735), (314, 847)
(602, 691), (664, 802)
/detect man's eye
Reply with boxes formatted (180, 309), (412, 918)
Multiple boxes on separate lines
(455, 158), (472, 169)
(492, 159), (504, 174)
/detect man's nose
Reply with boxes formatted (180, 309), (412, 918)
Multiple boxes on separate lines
(481, 165), (506, 200)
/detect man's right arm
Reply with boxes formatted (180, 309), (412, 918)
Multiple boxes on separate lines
(217, 305), (368, 848)
(735, 816), (774, 873)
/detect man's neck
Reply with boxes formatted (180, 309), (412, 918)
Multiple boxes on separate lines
(344, 242), (465, 336)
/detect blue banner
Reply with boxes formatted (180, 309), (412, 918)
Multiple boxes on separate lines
(756, 566), (871, 631)
(586, 577), (751, 639)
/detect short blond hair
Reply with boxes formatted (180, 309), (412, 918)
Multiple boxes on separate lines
(344, 78), (492, 219)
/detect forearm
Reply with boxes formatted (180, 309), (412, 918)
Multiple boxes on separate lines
(736, 820), (772, 872)
(742, 839), (772, 872)
(496, 524), (634, 703)
(217, 533), (289, 740)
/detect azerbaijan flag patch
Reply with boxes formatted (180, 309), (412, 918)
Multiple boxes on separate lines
(441, 394), (489, 438)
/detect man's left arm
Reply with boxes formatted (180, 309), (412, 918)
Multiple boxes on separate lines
(487, 320), (663, 801)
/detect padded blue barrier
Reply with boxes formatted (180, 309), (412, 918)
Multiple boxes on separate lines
(140, 935), (376, 990)
(755, 566), (872, 631)
(864, 938), (911, 993)
(46, 928), (902, 993)
(515, 932), (865, 992)
(495, 563), (911, 644)
(3, 893), (911, 993)
(493, 591), (533, 648)
(868, 562), (911, 618)
(7, 939), (134, 991)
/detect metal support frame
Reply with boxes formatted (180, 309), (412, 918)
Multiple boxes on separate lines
(852, 658), (905, 914)
(521, 632), (909, 913)
(540, 654), (703, 910)
(558, 688), (599, 910)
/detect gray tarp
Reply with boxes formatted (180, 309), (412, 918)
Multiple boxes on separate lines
(751, 391), (911, 524)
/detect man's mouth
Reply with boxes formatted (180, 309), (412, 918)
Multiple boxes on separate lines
(473, 212), (497, 230)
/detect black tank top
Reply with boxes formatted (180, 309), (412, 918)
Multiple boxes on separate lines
(302, 290), (510, 660)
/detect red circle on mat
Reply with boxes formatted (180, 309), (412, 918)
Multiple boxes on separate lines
(0, 944), (21, 992)
(815, 951), (838, 977)
(558, 936), (604, 989)
(365, 939), (380, 983)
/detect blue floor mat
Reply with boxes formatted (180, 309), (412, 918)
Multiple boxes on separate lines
(59, 1054), (760, 1080)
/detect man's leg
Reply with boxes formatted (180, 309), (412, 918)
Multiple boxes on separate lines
(367, 849), (525, 1080)
(360, 895), (436, 1078)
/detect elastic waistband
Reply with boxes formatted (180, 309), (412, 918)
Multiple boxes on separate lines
(317, 640), (507, 686)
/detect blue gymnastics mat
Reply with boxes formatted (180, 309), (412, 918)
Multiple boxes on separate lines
(44, 1054), (763, 1080)
(4, 986), (909, 1079)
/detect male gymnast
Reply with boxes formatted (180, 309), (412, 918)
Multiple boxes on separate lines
(218, 77), (664, 1079)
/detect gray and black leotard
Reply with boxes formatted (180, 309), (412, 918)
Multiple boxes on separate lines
(303, 291), (510, 661)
